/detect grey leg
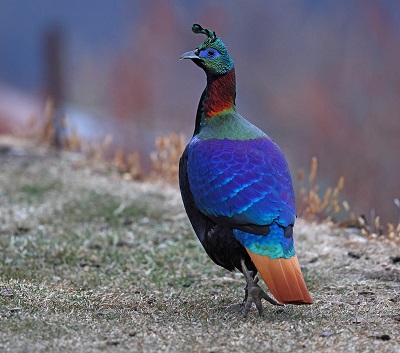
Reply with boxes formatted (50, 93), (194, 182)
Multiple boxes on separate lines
(240, 259), (283, 317)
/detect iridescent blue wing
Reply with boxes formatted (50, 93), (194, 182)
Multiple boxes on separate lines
(186, 137), (296, 231)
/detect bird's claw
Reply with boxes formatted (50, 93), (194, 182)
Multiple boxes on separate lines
(241, 259), (283, 317)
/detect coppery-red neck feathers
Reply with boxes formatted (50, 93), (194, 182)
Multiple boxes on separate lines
(203, 68), (236, 119)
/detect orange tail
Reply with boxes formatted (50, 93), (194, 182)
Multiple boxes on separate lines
(247, 250), (313, 305)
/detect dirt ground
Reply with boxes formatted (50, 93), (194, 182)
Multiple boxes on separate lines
(0, 137), (399, 353)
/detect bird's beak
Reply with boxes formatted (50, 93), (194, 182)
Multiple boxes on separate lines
(179, 50), (200, 60)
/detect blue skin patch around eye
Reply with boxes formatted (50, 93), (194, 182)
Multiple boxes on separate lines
(199, 48), (221, 59)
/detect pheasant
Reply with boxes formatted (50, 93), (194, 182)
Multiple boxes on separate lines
(179, 24), (312, 317)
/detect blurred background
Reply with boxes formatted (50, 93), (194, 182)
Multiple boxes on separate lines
(0, 0), (399, 223)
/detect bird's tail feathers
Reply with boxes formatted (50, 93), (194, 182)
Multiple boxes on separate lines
(246, 250), (313, 305)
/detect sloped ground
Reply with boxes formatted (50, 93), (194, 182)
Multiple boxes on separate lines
(0, 137), (399, 353)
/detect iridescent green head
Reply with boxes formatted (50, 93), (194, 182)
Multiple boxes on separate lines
(180, 24), (234, 76)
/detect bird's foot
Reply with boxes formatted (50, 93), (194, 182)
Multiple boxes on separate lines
(241, 259), (283, 318)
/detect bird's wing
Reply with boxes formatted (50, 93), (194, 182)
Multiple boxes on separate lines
(180, 145), (255, 271)
(179, 145), (213, 243)
(186, 137), (296, 232)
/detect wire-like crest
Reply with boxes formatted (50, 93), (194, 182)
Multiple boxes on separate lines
(192, 24), (217, 42)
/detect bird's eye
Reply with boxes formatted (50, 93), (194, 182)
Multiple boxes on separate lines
(199, 48), (221, 59)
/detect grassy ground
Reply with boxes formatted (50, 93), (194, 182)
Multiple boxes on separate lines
(1, 138), (399, 353)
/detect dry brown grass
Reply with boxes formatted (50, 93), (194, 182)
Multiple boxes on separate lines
(298, 157), (400, 243)
(30, 99), (189, 182)
(297, 157), (346, 220)
(37, 97), (58, 147)
(346, 213), (400, 244)
(111, 147), (143, 181)
(27, 97), (144, 180)
(150, 133), (186, 184)
(81, 136), (144, 181)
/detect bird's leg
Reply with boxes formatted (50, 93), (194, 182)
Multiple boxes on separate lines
(240, 259), (283, 317)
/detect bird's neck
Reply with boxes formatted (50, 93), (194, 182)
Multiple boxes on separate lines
(192, 68), (236, 136)
(204, 68), (236, 119)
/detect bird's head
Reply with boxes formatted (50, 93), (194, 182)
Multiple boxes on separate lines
(180, 24), (234, 77)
